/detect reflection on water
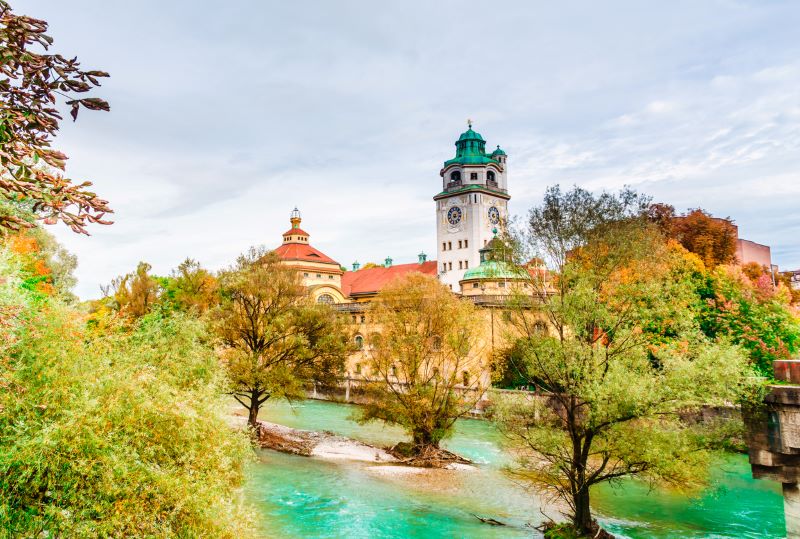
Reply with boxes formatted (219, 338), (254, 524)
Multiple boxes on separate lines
(245, 399), (785, 538)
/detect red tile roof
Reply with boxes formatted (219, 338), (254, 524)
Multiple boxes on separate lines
(341, 261), (439, 297)
(273, 242), (339, 265)
(283, 227), (310, 237)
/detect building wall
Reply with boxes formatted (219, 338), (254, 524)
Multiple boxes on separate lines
(736, 238), (772, 268)
(342, 306), (511, 389)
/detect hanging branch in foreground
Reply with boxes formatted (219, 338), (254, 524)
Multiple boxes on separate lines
(0, 1), (111, 234)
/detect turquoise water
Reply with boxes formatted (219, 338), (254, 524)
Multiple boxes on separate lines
(245, 399), (785, 538)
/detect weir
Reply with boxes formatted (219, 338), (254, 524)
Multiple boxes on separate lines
(746, 360), (800, 538)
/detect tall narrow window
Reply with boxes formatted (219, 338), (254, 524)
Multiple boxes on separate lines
(448, 262), (452, 270)
(462, 371), (470, 386)
(458, 240), (462, 249)
(448, 241), (452, 250)
(464, 261), (469, 269)
(458, 261), (463, 269)
(465, 239), (468, 248)
(442, 242), (446, 251)
(355, 335), (364, 349)
(355, 363), (362, 374)
(360, 315), (366, 323)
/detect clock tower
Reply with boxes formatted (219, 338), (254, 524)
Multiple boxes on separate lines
(435, 123), (510, 290)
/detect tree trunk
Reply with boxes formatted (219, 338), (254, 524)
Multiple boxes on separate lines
(412, 430), (439, 452)
(247, 389), (262, 429)
(572, 486), (592, 535)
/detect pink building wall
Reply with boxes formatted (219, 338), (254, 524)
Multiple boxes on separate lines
(736, 238), (772, 268)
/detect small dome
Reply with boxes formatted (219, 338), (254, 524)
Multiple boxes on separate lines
(491, 145), (506, 156)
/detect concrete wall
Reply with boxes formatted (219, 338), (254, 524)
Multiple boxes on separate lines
(736, 238), (772, 267)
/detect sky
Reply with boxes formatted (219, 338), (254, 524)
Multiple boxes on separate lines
(15, 0), (800, 299)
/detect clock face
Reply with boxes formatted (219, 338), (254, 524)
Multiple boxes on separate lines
(447, 206), (462, 226)
(488, 206), (500, 225)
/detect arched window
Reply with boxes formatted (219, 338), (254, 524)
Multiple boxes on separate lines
(487, 171), (495, 182)
(354, 335), (364, 349)
(450, 171), (461, 182)
(534, 321), (548, 336)
(317, 293), (334, 304)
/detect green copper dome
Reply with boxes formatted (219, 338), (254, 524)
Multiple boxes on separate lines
(462, 260), (528, 281)
(444, 123), (499, 167)
(490, 145), (506, 157)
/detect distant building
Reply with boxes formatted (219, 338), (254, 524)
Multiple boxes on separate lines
(786, 270), (800, 291)
(731, 222), (772, 268)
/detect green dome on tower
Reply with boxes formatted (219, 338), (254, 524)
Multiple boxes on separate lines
(491, 145), (506, 157)
(444, 121), (499, 167)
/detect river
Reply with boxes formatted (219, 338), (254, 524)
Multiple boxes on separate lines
(245, 399), (784, 538)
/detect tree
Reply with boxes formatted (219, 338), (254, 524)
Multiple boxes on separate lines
(668, 208), (737, 269)
(163, 258), (218, 314)
(358, 273), (486, 462)
(497, 186), (752, 536)
(699, 264), (800, 376)
(0, 2), (111, 234)
(214, 248), (348, 428)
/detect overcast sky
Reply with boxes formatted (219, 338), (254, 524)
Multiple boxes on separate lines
(17, 0), (800, 299)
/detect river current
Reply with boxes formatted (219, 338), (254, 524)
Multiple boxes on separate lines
(245, 399), (784, 538)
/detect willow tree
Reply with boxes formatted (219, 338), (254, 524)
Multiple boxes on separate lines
(358, 273), (486, 462)
(496, 186), (752, 536)
(215, 248), (349, 428)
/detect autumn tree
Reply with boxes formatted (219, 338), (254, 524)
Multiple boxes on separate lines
(358, 273), (486, 463)
(664, 208), (737, 268)
(700, 264), (800, 376)
(214, 248), (349, 428)
(0, 1), (111, 234)
(163, 258), (218, 314)
(497, 186), (752, 536)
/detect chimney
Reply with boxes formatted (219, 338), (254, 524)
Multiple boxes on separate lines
(384, 256), (393, 267)
(352, 261), (360, 271)
(418, 252), (427, 264)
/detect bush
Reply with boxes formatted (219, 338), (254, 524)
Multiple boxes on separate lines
(0, 245), (254, 537)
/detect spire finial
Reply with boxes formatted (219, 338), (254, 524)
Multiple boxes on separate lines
(290, 207), (302, 229)
(467, 118), (473, 129)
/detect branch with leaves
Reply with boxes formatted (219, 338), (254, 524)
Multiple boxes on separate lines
(0, 1), (111, 234)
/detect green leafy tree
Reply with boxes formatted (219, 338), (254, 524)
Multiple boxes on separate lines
(358, 273), (486, 461)
(214, 248), (349, 428)
(0, 1), (111, 233)
(0, 244), (255, 537)
(497, 186), (752, 536)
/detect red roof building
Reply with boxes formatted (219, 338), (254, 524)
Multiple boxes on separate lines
(341, 260), (439, 299)
(274, 208), (346, 303)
